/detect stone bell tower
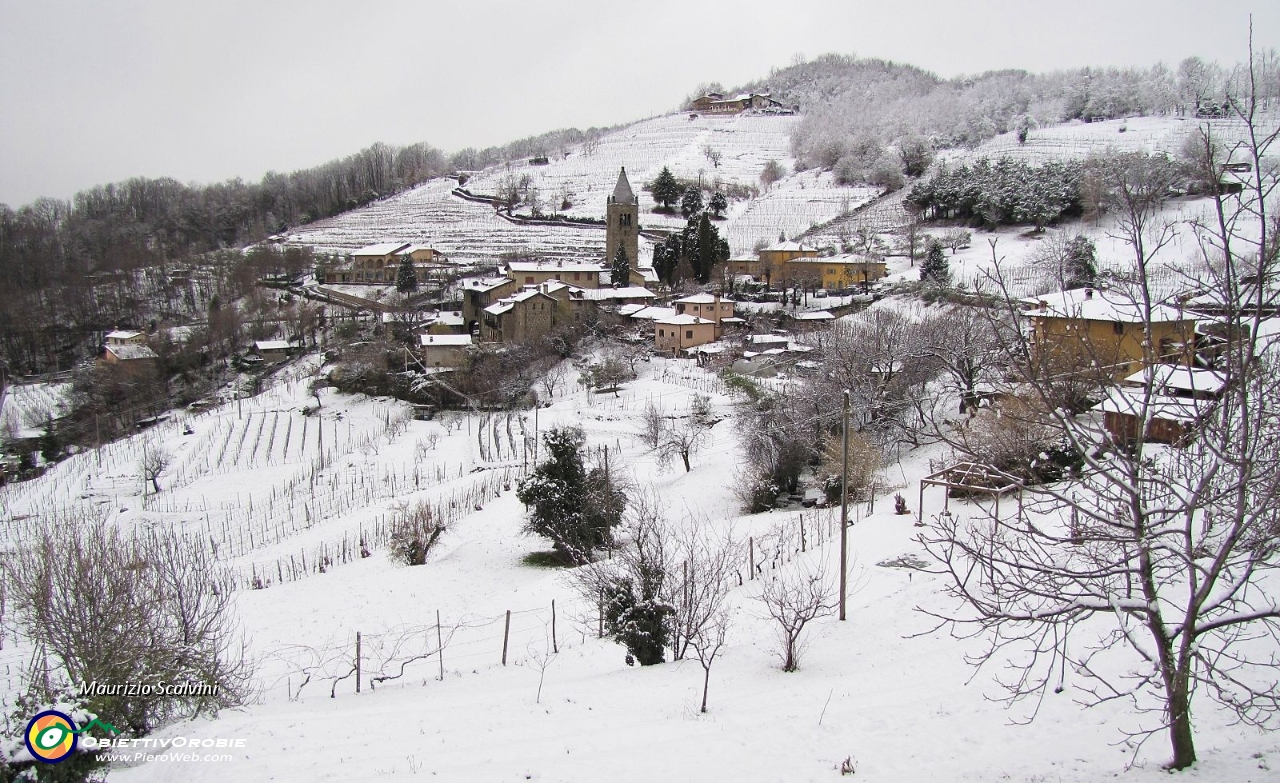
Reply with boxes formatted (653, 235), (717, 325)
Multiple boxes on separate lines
(605, 167), (639, 276)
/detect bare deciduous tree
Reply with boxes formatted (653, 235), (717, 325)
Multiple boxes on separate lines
(758, 557), (837, 672)
(140, 447), (169, 494)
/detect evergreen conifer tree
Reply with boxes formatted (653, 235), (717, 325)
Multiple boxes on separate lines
(1063, 235), (1098, 289)
(680, 188), (704, 220)
(920, 239), (950, 285)
(651, 167), (680, 210)
(708, 191), (728, 218)
(396, 256), (417, 293)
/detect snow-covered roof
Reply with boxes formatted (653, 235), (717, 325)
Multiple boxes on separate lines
(674, 293), (736, 305)
(105, 344), (158, 361)
(763, 241), (813, 253)
(629, 306), (677, 321)
(748, 334), (790, 345)
(1095, 389), (1202, 423)
(580, 287), (655, 301)
(419, 334), (472, 347)
(484, 288), (553, 316)
(683, 342), (727, 355)
(656, 314), (716, 326)
(352, 242), (411, 257)
(507, 261), (604, 273)
(786, 253), (881, 266)
(618, 304), (648, 316)
(611, 167), (636, 205)
(254, 340), (293, 351)
(791, 311), (835, 321)
(721, 316), (747, 324)
(105, 330), (143, 341)
(425, 311), (465, 327)
(537, 281), (585, 297)
(1122, 365), (1227, 395)
(1020, 288), (1191, 324)
(466, 276), (513, 292)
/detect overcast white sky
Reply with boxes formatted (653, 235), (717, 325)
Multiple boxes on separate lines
(0, 0), (1275, 207)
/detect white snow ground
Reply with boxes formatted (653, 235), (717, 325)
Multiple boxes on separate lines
(3, 349), (1277, 782)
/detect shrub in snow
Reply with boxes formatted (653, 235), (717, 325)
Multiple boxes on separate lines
(516, 426), (625, 564)
(2, 687), (106, 782)
(602, 577), (672, 666)
(7, 514), (254, 735)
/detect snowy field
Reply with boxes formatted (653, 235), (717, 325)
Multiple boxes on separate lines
(285, 113), (880, 261)
(3, 343), (1277, 782)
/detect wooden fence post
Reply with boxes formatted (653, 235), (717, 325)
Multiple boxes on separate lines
(749, 536), (755, 580)
(436, 609), (444, 682)
(501, 610), (511, 665)
(355, 632), (362, 694)
(598, 589), (604, 638)
(551, 600), (558, 654)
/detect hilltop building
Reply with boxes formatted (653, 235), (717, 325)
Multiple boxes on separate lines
(689, 92), (794, 115)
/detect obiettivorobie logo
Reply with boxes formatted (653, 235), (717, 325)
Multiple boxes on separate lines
(24, 710), (119, 764)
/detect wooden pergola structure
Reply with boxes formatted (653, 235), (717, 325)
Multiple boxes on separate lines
(917, 461), (1022, 525)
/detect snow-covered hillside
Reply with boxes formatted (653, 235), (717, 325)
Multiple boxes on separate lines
(3, 343), (1276, 782)
(286, 113), (880, 260)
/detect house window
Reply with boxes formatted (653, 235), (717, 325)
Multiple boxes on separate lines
(525, 276), (534, 284)
(685, 330), (693, 339)
(658, 329), (665, 337)
(574, 272), (581, 280)
(1113, 322), (1125, 335)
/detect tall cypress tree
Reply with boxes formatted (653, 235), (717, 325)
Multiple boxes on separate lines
(611, 244), (631, 287)
(396, 256), (417, 292)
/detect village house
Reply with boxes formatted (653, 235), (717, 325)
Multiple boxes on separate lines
(462, 277), (517, 333)
(673, 293), (736, 323)
(98, 330), (159, 370)
(757, 241), (818, 288)
(580, 286), (656, 308)
(421, 310), (467, 335)
(655, 314), (719, 353)
(505, 260), (605, 290)
(418, 333), (473, 368)
(322, 243), (442, 284)
(250, 340), (296, 364)
(481, 279), (595, 344)
(784, 254), (888, 290)
(1096, 365), (1227, 446)
(1020, 288), (1198, 380)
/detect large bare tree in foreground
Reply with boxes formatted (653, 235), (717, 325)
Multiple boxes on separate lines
(920, 44), (1280, 769)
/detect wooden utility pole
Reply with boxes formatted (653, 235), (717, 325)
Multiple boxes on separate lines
(840, 390), (850, 621)
(355, 632), (362, 693)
